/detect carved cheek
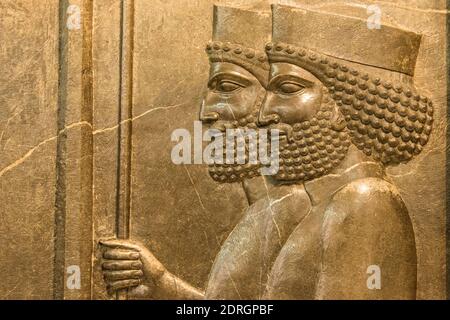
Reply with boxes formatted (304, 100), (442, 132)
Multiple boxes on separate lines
(220, 88), (259, 120)
(212, 93), (253, 120)
(201, 93), (235, 120)
(274, 91), (322, 124)
(262, 96), (298, 124)
(200, 89), (242, 120)
(214, 101), (240, 120)
(238, 88), (258, 113)
(299, 91), (322, 120)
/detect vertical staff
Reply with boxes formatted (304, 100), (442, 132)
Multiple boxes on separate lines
(116, 0), (135, 301)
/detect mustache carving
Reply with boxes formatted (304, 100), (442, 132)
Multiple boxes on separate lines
(268, 123), (294, 143)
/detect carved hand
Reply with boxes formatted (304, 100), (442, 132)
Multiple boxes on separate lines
(99, 238), (166, 299)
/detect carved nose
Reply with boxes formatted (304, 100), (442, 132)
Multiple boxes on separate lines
(257, 112), (280, 126)
(210, 120), (234, 133)
(200, 111), (219, 123)
(257, 93), (280, 126)
(199, 99), (220, 123)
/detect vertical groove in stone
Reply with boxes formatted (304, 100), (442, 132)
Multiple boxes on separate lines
(116, 0), (135, 243)
(115, 0), (135, 300)
(126, 0), (135, 244)
(446, 0), (450, 301)
(81, 0), (95, 300)
(54, 0), (70, 301)
(116, 0), (125, 242)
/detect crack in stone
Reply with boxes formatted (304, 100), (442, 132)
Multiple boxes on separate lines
(224, 98), (238, 122)
(269, 193), (292, 207)
(92, 103), (183, 135)
(0, 121), (92, 179)
(183, 164), (207, 213)
(305, 161), (380, 184)
(0, 103), (184, 179)
(262, 178), (283, 247)
(0, 108), (24, 149)
(0, 281), (20, 299)
(224, 262), (243, 300)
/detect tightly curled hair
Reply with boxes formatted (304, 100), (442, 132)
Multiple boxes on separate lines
(266, 42), (433, 165)
(206, 41), (269, 87)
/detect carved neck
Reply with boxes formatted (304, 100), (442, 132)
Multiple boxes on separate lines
(242, 176), (268, 205)
(242, 174), (300, 205)
(331, 145), (376, 174)
(241, 175), (280, 205)
(241, 146), (375, 205)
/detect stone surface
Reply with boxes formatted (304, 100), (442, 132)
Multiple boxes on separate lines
(130, 0), (253, 291)
(0, 0), (60, 299)
(0, 0), (447, 299)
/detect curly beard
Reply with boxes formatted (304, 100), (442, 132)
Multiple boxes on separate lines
(208, 92), (352, 183)
(208, 94), (264, 184)
(271, 95), (351, 182)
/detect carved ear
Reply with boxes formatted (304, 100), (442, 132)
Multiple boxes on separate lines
(322, 86), (347, 132)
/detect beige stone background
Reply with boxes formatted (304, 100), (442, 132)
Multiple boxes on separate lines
(0, 0), (447, 299)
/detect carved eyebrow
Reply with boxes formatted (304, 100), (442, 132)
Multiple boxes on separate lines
(268, 74), (314, 89)
(208, 72), (252, 88)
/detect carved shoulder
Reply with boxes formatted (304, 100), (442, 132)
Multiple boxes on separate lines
(316, 177), (417, 299)
(328, 177), (409, 225)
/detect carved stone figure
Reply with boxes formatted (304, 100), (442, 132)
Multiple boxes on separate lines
(257, 4), (433, 299)
(200, 2), (270, 187)
(99, 3), (303, 299)
(99, 3), (433, 300)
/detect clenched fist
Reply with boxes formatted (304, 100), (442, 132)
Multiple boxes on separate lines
(99, 239), (166, 298)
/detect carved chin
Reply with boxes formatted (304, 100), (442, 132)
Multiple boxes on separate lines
(208, 163), (261, 183)
(207, 111), (262, 184)
(208, 128), (262, 183)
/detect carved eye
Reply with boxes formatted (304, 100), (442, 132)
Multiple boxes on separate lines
(279, 82), (305, 94)
(216, 80), (242, 93)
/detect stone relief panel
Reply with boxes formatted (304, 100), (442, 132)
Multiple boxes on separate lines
(0, 0), (447, 300)
(99, 0), (447, 300)
(0, 0), (60, 299)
